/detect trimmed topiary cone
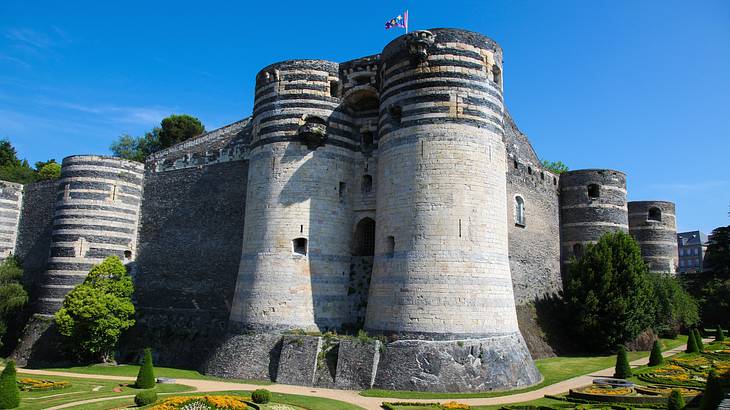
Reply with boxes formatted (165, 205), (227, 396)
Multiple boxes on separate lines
(699, 370), (722, 410)
(716, 325), (725, 342)
(135, 348), (156, 389)
(667, 389), (685, 410)
(0, 360), (20, 409)
(685, 330), (699, 353)
(613, 346), (632, 379)
(648, 340), (663, 367)
(694, 328), (704, 351)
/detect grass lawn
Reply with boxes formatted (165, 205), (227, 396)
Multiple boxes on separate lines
(361, 336), (687, 399)
(14, 372), (193, 410)
(45, 363), (272, 385)
(61, 390), (366, 410)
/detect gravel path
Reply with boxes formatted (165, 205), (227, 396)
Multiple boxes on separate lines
(18, 342), (690, 410)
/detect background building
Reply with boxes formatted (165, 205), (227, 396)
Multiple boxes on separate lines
(677, 231), (709, 273)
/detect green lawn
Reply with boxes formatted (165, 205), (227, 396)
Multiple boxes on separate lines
(45, 363), (271, 385)
(361, 336), (687, 399)
(62, 390), (366, 410)
(14, 372), (192, 410)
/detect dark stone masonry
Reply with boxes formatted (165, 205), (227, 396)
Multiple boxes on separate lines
(5, 28), (678, 392)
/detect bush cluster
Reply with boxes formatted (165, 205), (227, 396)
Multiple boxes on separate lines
(251, 388), (271, 404)
(134, 389), (157, 406)
(0, 360), (20, 409)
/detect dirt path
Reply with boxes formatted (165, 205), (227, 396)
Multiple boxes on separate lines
(20, 342), (690, 410)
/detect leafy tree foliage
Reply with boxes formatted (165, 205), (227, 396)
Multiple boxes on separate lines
(135, 348), (156, 388)
(0, 139), (60, 184)
(613, 346), (632, 378)
(704, 225), (730, 275)
(54, 256), (135, 362)
(541, 160), (569, 174)
(563, 231), (656, 352)
(110, 114), (205, 161)
(650, 273), (699, 338)
(0, 360), (20, 409)
(35, 160), (61, 181)
(648, 340), (663, 366)
(0, 257), (28, 349)
(159, 114), (205, 148)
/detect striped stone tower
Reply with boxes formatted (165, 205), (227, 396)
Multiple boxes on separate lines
(559, 169), (629, 264)
(364, 28), (540, 392)
(229, 60), (356, 332)
(628, 201), (678, 273)
(0, 181), (23, 261)
(35, 155), (144, 314)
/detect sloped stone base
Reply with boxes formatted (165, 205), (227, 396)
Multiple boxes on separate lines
(373, 332), (541, 392)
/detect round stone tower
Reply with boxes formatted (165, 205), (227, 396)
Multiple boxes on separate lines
(36, 155), (144, 314)
(229, 60), (355, 332)
(364, 29), (540, 392)
(559, 169), (629, 264)
(628, 201), (678, 273)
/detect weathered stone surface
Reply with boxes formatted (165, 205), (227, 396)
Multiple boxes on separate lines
(373, 333), (541, 392)
(200, 333), (282, 380)
(335, 338), (380, 390)
(276, 335), (321, 386)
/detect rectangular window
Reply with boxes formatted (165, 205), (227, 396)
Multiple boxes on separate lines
(339, 182), (346, 201)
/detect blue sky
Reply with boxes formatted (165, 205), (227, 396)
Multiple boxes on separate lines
(1, 0), (728, 233)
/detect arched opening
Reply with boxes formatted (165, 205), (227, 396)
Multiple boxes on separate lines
(648, 207), (662, 222)
(573, 243), (583, 258)
(329, 80), (340, 97)
(361, 175), (373, 194)
(587, 184), (600, 199)
(361, 131), (374, 150)
(354, 218), (375, 256)
(515, 196), (526, 226)
(293, 238), (307, 255)
(492, 65), (501, 86)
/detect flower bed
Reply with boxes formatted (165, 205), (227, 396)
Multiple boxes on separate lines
(571, 384), (633, 396)
(633, 385), (701, 397)
(17, 377), (71, 391)
(151, 395), (251, 410)
(381, 402), (471, 410)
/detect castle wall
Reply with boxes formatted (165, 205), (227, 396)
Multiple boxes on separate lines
(125, 160), (248, 366)
(628, 201), (678, 273)
(35, 156), (145, 314)
(229, 60), (357, 333)
(0, 181), (23, 261)
(503, 115), (562, 304)
(559, 169), (628, 265)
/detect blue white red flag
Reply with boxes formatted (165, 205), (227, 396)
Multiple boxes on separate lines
(385, 10), (408, 32)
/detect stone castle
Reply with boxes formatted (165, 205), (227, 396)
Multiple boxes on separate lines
(3, 28), (679, 392)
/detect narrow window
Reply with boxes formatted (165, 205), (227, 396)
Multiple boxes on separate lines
(515, 196), (526, 226)
(458, 219), (462, 237)
(354, 218), (376, 256)
(587, 184), (600, 199)
(362, 131), (373, 149)
(329, 80), (339, 97)
(110, 184), (118, 201)
(389, 105), (402, 124)
(293, 238), (307, 255)
(513, 159), (519, 169)
(553, 177), (557, 185)
(386, 236), (395, 258)
(272, 157), (276, 171)
(540, 172), (545, 180)
(492, 65), (501, 85)
(339, 182), (346, 201)
(63, 184), (70, 200)
(648, 207), (661, 222)
(528, 166), (533, 175)
(361, 175), (373, 194)
(573, 243), (583, 258)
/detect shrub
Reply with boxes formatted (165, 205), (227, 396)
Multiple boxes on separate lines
(698, 370), (722, 410)
(694, 328), (704, 351)
(0, 360), (20, 409)
(251, 388), (271, 404)
(717, 325), (726, 342)
(667, 389), (685, 410)
(134, 389), (157, 406)
(613, 346), (632, 379)
(685, 330), (699, 353)
(135, 348), (156, 389)
(648, 340), (663, 366)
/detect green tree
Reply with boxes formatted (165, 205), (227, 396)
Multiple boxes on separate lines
(667, 389), (685, 410)
(694, 328), (704, 351)
(35, 160), (61, 181)
(685, 330), (699, 353)
(563, 231), (656, 352)
(0, 140), (20, 168)
(0, 139), (58, 184)
(613, 346), (632, 378)
(717, 325), (726, 342)
(704, 225), (730, 276)
(54, 256), (135, 362)
(110, 129), (162, 163)
(541, 160), (569, 174)
(650, 273), (699, 338)
(0, 360), (20, 409)
(648, 340), (663, 366)
(158, 114), (204, 148)
(0, 257), (28, 349)
(698, 370), (723, 410)
(135, 348), (156, 389)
